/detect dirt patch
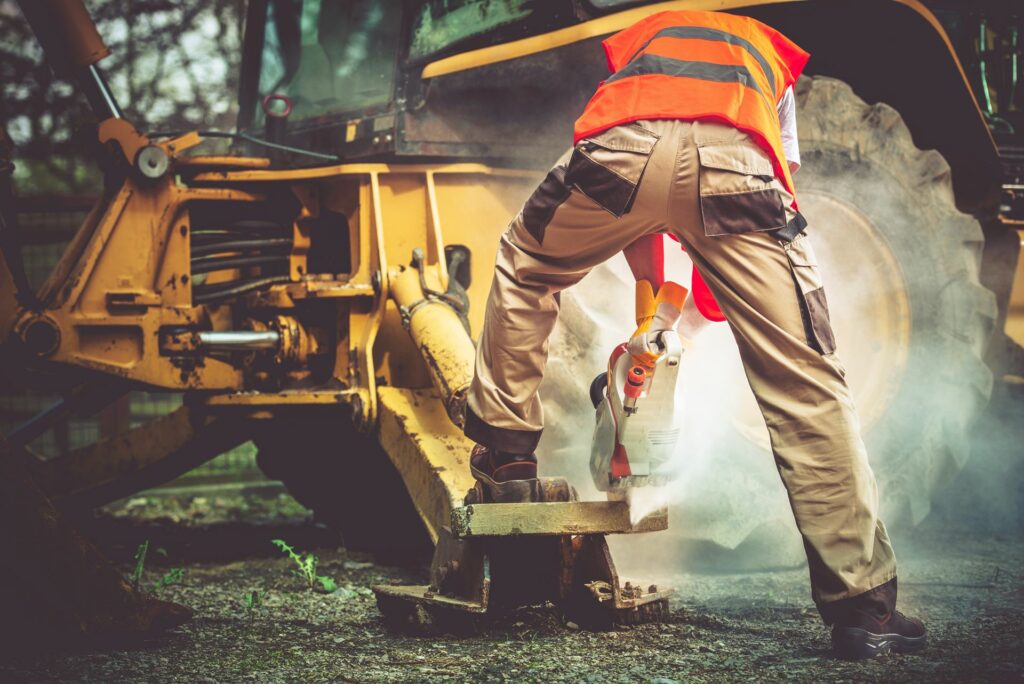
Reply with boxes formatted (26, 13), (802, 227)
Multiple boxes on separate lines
(0, 512), (1019, 683)
(3, 396), (1022, 683)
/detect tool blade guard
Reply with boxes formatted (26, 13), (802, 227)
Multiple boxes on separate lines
(590, 330), (683, 491)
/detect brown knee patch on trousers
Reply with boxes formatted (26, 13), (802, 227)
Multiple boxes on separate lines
(783, 234), (837, 355)
(521, 166), (571, 245)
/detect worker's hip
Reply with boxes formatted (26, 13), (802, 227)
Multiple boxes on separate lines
(558, 118), (802, 242)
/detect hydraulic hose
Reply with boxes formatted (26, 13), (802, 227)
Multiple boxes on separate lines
(190, 237), (292, 257)
(192, 275), (291, 305)
(190, 254), (287, 275)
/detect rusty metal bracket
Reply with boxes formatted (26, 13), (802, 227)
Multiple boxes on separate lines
(373, 479), (672, 632)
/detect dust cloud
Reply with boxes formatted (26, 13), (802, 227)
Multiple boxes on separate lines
(540, 241), (807, 576)
(531, 163), (1019, 580)
(451, 108), (1024, 590)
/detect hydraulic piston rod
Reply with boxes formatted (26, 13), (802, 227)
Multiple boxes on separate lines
(17, 0), (122, 121)
(82, 63), (123, 121)
(196, 330), (280, 352)
(160, 317), (315, 368)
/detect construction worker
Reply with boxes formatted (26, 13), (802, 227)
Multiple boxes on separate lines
(463, 10), (926, 660)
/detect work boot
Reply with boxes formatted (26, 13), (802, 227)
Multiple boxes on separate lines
(821, 577), (926, 659)
(468, 444), (541, 503)
(831, 610), (927, 660)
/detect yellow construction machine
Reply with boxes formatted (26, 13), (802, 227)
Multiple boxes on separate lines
(1, 0), (1021, 628)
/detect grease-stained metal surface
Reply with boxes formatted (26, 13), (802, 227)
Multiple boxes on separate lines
(3, 154), (536, 396)
(376, 387), (477, 544)
(389, 263), (475, 426)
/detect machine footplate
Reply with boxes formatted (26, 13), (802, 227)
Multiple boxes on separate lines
(372, 526), (673, 634)
(450, 501), (668, 537)
(375, 586), (486, 635)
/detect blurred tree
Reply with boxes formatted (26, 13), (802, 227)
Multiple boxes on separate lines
(0, 0), (245, 195)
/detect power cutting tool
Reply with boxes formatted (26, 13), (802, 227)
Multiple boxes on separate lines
(590, 280), (688, 492)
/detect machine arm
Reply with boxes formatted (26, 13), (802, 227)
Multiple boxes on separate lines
(0, 125), (38, 312)
(15, 0), (121, 121)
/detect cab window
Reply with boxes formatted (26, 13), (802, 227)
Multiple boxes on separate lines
(409, 0), (534, 59)
(256, 0), (401, 123)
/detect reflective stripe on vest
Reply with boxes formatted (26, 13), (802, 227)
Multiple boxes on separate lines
(605, 54), (772, 111)
(621, 25), (777, 96)
(574, 11), (810, 199)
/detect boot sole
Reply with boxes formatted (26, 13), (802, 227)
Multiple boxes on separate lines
(469, 465), (541, 503)
(832, 627), (927, 660)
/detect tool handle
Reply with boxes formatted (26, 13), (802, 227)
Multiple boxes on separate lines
(623, 365), (646, 414)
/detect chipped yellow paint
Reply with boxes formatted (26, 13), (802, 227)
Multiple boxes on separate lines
(377, 387), (477, 544)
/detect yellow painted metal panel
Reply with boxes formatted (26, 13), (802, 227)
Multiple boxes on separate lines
(377, 387), (476, 544)
(430, 172), (540, 335)
(1007, 231), (1024, 348)
(451, 501), (668, 537)
(190, 163), (536, 184)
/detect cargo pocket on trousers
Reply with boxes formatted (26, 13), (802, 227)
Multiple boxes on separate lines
(697, 141), (787, 237)
(565, 123), (659, 217)
(784, 235), (837, 355)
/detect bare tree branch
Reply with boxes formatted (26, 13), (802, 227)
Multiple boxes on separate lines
(0, 0), (244, 194)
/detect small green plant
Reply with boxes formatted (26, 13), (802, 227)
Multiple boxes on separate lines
(130, 540), (183, 593)
(152, 567), (185, 593)
(130, 540), (150, 591)
(242, 589), (267, 622)
(271, 538), (337, 592)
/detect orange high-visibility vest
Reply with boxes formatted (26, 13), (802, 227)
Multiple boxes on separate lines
(574, 10), (809, 198)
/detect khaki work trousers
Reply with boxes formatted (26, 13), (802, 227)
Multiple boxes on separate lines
(465, 119), (897, 611)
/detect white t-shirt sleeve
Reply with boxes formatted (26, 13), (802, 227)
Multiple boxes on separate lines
(777, 85), (800, 174)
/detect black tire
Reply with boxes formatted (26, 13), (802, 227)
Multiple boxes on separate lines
(589, 372), (608, 409)
(254, 412), (431, 561)
(794, 76), (996, 525)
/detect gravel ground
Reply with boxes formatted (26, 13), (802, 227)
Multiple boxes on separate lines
(0, 513), (1019, 683)
(2, 391), (1021, 683)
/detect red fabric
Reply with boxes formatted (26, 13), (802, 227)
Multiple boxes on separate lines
(574, 10), (810, 199)
(690, 267), (725, 322)
(664, 233), (725, 322)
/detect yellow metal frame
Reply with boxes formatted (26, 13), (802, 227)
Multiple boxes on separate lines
(378, 387), (476, 543)
(5, 148), (542, 531)
(12, 154), (537, 421)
